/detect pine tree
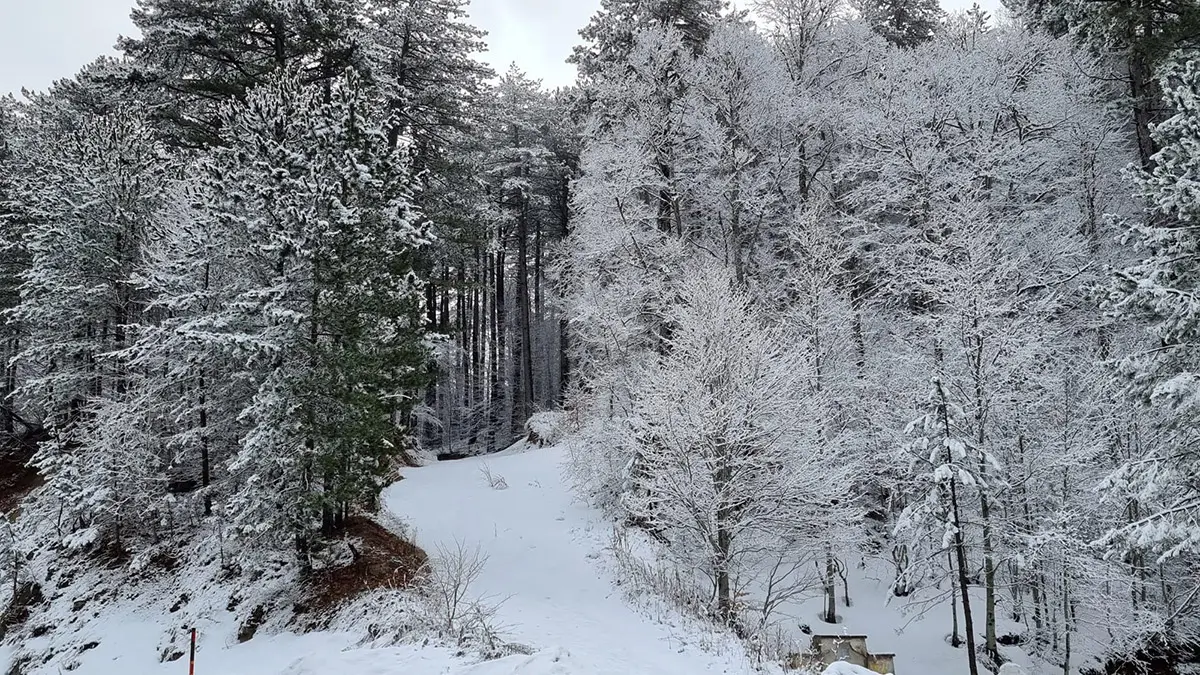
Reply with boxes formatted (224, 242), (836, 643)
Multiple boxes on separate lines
(193, 68), (431, 553)
(121, 0), (366, 146)
(0, 95), (27, 443)
(1104, 51), (1200, 624)
(1003, 0), (1200, 168)
(361, 0), (491, 150)
(570, 0), (727, 81)
(9, 72), (169, 549)
(856, 0), (945, 47)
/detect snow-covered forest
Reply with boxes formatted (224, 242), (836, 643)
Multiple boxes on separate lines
(1, 0), (1199, 674)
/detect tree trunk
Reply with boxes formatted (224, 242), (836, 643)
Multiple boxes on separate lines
(822, 545), (838, 623)
(559, 319), (570, 406)
(439, 266), (450, 335)
(1, 338), (15, 437)
(199, 371), (211, 517)
(1128, 49), (1157, 171)
(970, 324), (998, 663)
(200, 261), (212, 517)
(516, 206), (534, 430)
(472, 256), (483, 439)
(939, 383), (979, 675)
(949, 548), (962, 647)
(492, 249), (507, 447)
(951, 476), (979, 675)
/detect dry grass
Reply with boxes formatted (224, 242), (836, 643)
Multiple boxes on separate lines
(305, 516), (428, 612)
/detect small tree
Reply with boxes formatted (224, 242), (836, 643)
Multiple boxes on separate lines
(896, 377), (992, 675)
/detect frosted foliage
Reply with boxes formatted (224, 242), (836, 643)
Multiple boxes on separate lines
(1103, 50), (1200, 572)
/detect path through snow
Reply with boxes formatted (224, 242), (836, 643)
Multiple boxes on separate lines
(382, 445), (761, 675)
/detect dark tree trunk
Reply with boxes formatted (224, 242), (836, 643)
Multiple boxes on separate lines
(490, 250), (506, 449)
(516, 206), (534, 429)
(939, 384), (980, 675)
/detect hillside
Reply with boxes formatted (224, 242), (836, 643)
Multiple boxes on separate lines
(0, 443), (767, 675)
(2, 440), (1079, 675)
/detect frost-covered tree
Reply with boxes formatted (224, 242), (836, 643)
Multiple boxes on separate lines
(624, 266), (858, 627)
(182, 68), (430, 553)
(679, 20), (796, 284)
(1003, 0), (1200, 168)
(0, 96), (28, 443)
(770, 204), (864, 625)
(8, 72), (169, 548)
(362, 0), (491, 150)
(896, 377), (989, 675)
(1104, 50), (1200, 648)
(570, 0), (727, 81)
(856, 0), (944, 48)
(121, 0), (366, 146)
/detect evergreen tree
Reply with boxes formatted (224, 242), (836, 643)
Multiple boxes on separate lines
(570, 0), (727, 80)
(9, 73), (170, 548)
(362, 0), (492, 150)
(120, 0), (366, 146)
(1104, 51), (1200, 629)
(1003, 0), (1200, 168)
(192, 68), (431, 553)
(857, 0), (945, 48)
(0, 96), (27, 443)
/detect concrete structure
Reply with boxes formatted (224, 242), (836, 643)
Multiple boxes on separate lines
(808, 634), (896, 674)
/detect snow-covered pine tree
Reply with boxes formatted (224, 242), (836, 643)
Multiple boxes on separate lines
(1103, 49), (1200, 649)
(855, 0), (945, 48)
(121, 0), (365, 146)
(9, 62), (170, 550)
(570, 0), (727, 82)
(191, 68), (431, 555)
(362, 0), (491, 151)
(122, 178), (258, 520)
(0, 95), (27, 443)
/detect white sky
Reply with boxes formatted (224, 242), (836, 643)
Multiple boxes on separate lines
(0, 0), (1003, 97)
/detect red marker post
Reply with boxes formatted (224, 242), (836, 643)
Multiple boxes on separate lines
(188, 628), (196, 675)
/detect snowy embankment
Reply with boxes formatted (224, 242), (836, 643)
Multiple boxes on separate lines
(0, 444), (763, 675)
(3, 439), (1036, 675)
(382, 444), (765, 675)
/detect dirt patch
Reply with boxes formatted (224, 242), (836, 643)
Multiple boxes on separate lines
(0, 581), (45, 640)
(304, 517), (428, 612)
(237, 605), (267, 643)
(0, 443), (42, 516)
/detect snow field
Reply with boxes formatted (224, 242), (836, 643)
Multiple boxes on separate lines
(383, 445), (766, 675)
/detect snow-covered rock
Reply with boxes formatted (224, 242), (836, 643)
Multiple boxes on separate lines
(524, 412), (567, 447)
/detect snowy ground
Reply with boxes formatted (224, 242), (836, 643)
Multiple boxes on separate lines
(1, 441), (1081, 674)
(382, 444), (765, 675)
(0, 444), (763, 675)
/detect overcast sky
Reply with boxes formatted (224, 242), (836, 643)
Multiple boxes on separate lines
(1, 0), (1003, 97)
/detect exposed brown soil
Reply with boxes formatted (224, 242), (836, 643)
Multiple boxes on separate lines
(305, 516), (428, 612)
(0, 443), (42, 517)
(0, 581), (44, 640)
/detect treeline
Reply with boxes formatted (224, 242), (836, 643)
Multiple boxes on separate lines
(561, 0), (1200, 674)
(0, 0), (576, 561)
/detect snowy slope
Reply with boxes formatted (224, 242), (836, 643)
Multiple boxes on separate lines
(2, 440), (1051, 675)
(382, 445), (765, 675)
